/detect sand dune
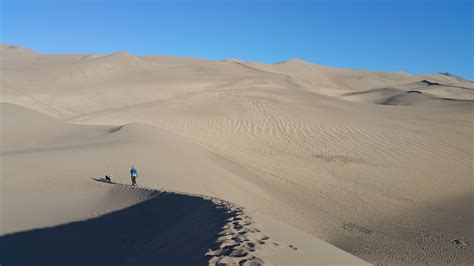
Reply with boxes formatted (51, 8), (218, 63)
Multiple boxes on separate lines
(1, 45), (473, 264)
(0, 181), (365, 265)
(0, 181), (272, 265)
(1, 186), (231, 265)
(0, 103), (365, 265)
(340, 79), (474, 106)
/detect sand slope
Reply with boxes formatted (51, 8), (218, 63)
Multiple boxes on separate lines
(1, 45), (473, 264)
(0, 186), (232, 265)
(0, 183), (366, 265)
(0, 103), (366, 265)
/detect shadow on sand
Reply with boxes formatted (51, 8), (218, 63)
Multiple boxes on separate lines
(91, 177), (118, 185)
(0, 183), (232, 265)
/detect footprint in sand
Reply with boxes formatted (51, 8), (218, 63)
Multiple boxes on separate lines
(341, 222), (374, 235)
(220, 242), (239, 249)
(230, 249), (248, 257)
(239, 257), (264, 266)
(451, 239), (469, 247)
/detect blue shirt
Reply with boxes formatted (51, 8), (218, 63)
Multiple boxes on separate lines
(130, 167), (137, 177)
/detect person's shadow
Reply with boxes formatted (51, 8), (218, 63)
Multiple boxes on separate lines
(91, 177), (117, 185)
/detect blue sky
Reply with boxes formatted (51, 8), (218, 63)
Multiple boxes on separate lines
(1, 0), (472, 79)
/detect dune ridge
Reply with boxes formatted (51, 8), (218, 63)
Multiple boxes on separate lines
(0, 179), (366, 265)
(0, 181), (273, 265)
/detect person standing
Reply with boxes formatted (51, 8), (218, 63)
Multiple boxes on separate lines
(130, 165), (138, 186)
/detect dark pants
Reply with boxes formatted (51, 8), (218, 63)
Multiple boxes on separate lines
(131, 176), (137, 186)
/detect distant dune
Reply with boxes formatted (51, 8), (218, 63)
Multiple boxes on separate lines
(1, 45), (473, 264)
(340, 80), (474, 106)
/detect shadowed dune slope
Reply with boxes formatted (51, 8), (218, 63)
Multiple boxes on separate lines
(0, 189), (232, 265)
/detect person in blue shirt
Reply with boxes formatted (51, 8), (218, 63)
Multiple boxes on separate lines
(130, 166), (138, 186)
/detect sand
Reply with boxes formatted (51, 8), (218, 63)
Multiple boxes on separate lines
(1, 44), (473, 264)
(0, 103), (366, 265)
